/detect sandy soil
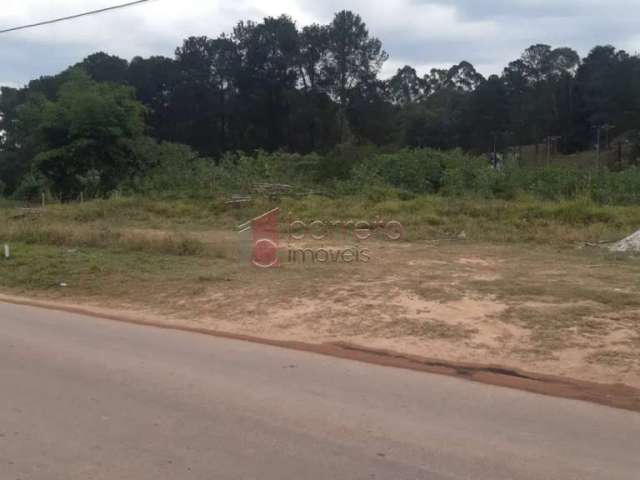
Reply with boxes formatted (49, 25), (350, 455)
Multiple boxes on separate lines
(156, 239), (640, 390)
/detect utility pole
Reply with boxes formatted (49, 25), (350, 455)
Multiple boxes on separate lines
(593, 124), (615, 169)
(503, 130), (514, 165)
(543, 135), (562, 166)
(546, 137), (551, 166)
(490, 131), (500, 168)
(488, 130), (514, 168)
(602, 124), (615, 151)
(614, 139), (630, 169)
(593, 125), (601, 170)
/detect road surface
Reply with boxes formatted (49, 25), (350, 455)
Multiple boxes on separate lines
(1, 302), (639, 479)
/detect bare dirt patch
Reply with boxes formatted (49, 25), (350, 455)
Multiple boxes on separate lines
(3, 230), (640, 399)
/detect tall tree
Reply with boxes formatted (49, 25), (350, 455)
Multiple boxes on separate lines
(502, 45), (579, 148)
(324, 10), (387, 107)
(0, 86), (36, 193)
(574, 45), (640, 146)
(445, 61), (484, 92)
(298, 24), (330, 92)
(233, 15), (300, 150)
(22, 70), (147, 196)
(386, 66), (428, 105)
(127, 55), (179, 140)
(172, 35), (242, 154)
(76, 52), (129, 84)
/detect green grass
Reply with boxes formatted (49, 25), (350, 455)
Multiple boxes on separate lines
(0, 242), (235, 298)
(1, 193), (639, 306)
(279, 194), (640, 244)
(3, 194), (640, 246)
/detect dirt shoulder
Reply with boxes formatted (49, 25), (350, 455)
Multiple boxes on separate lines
(2, 289), (640, 412)
(2, 237), (640, 411)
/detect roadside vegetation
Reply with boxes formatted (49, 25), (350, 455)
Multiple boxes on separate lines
(2, 167), (640, 295)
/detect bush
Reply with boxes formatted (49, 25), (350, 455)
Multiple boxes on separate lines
(212, 150), (320, 193)
(13, 172), (50, 202)
(371, 149), (446, 193)
(113, 145), (640, 206)
(125, 141), (213, 197)
(317, 143), (379, 182)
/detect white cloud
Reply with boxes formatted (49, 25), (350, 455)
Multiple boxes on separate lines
(621, 35), (640, 56)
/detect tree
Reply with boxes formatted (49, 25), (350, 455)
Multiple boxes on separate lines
(324, 10), (387, 107)
(76, 52), (129, 84)
(298, 24), (330, 92)
(23, 70), (147, 197)
(172, 35), (242, 154)
(425, 68), (449, 95)
(3, 9), (640, 192)
(445, 61), (485, 92)
(0, 86), (45, 193)
(233, 16), (300, 150)
(399, 61), (484, 150)
(127, 55), (179, 139)
(502, 45), (580, 149)
(347, 80), (400, 145)
(574, 46), (640, 146)
(463, 75), (509, 152)
(386, 66), (427, 105)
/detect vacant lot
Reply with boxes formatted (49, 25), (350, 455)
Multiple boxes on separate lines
(1, 196), (640, 389)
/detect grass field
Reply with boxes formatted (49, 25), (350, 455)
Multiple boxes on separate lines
(1, 194), (640, 388)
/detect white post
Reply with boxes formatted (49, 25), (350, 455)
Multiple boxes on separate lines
(4, 244), (9, 259)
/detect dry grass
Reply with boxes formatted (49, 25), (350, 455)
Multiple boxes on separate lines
(375, 317), (479, 340)
(587, 351), (640, 367)
(499, 304), (609, 353)
(10, 224), (206, 256)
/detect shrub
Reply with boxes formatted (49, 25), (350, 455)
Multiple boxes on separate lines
(114, 145), (640, 206)
(13, 172), (51, 202)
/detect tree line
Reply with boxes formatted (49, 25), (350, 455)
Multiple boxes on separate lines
(1, 10), (639, 197)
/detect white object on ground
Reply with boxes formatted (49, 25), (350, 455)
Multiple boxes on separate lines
(610, 229), (640, 252)
(3, 244), (9, 259)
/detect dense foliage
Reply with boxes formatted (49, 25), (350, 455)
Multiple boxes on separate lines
(117, 148), (640, 206)
(1, 10), (640, 200)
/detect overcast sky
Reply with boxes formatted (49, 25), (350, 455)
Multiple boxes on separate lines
(1, 0), (639, 88)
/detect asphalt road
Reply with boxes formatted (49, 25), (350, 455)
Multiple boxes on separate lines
(1, 302), (639, 480)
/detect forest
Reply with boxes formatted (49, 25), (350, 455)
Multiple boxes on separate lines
(1, 9), (639, 200)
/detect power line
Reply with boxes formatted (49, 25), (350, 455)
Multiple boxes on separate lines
(0, 0), (156, 35)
